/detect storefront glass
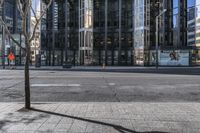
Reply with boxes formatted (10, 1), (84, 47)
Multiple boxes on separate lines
(150, 50), (190, 66)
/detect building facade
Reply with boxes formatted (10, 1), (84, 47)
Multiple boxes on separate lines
(30, 16), (41, 64)
(41, 0), (200, 66)
(0, 0), (25, 66)
(30, 0), (42, 65)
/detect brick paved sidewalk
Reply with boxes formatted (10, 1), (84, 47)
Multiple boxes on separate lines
(0, 102), (200, 133)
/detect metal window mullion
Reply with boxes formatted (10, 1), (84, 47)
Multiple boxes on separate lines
(64, 0), (68, 64)
(118, 0), (122, 65)
(105, 0), (108, 65)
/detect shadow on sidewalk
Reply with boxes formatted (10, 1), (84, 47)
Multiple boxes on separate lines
(30, 107), (169, 133)
(0, 112), (50, 131)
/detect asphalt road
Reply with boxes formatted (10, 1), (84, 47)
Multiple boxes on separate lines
(0, 69), (200, 102)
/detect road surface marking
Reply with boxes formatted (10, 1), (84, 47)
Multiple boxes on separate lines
(31, 84), (80, 87)
(67, 84), (81, 87)
(108, 83), (116, 86)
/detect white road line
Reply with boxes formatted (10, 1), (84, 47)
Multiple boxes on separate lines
(108, 83), (116, 86)
(31, 84), (80, 87)
(68, 84), (81, 87)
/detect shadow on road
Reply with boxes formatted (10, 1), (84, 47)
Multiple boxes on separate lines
(30, 107), (169, 133)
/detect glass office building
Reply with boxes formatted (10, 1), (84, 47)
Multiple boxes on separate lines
(41, 0), (200, 66)
(188, 0), (200, 65)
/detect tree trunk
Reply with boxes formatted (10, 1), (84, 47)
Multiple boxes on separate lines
(24, 43), (31, 109)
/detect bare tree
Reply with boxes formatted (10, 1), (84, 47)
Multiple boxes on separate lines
(0, 0), (52, 109)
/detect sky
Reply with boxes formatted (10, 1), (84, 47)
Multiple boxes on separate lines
(31, 0), (40, 16)
(187, 0), (195, 7)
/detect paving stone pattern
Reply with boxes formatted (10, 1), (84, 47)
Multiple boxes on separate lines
(0, 102), (200, 133)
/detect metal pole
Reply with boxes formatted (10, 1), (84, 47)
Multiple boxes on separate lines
(19, 33), (22, 65)
(52, 0), (55, 66)
(1, 5), (5, 69)
(156, 17), (158, 69)
(64, 0), (68, 65)
(155, 9), (167, 70)
(118, 0), (122, 65)
(104, 0), (108, 67)
(35, 37), (36, 66)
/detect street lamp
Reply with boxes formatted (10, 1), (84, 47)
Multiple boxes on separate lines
(155, 9), (167, 69)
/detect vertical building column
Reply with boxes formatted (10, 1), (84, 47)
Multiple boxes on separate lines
(118, 0), (122, 65)
(132, 0), (135, 65)
(1, 2), (5, 68)
(78, 0), (80, 65)
(19, 33), (22, 65)
(64, 0), (68, 64)
(13, 0), (17, 33)
(134, 0), (148, 66)
(52, 0), (55, 66)
(161, 0), (166, 47)
(177, 0), (180, 48)
(182, 0), (187, 47)
(78, 0), (84, 65)
(104, 0), (108, 65)
(168, 0), (173, 46)
(178, 0), (180, 48)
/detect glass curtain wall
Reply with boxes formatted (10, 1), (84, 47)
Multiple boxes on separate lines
(172, 0), (179, 47)
(120, 0), (134, 66)
(93, 0), (134, 66)
(42, 0), (79, 66)
(134, 0), (150, 65)
(40, 1), (48, 65)
(0, 0), (24, 66)
(79, 0), (93, 65)
(93, 0), (105, 65)
(107, 0), (119, 66)
(195, 0), (200, 47)
(67, 1), (79, 66)
(192, 0), (200, 64)
(40, 0), (200, 66)
(187, 0), (195, 46)
(45, 0), (66, 66)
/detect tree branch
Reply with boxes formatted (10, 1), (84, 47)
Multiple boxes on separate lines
(24, 0), (32, 19)
(16, 0), (25, 18)
(0, 0), (3, 7)
(0, 17), (26, 51)
(29, 0), (52, 43)
(31, 6), (39, 22)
